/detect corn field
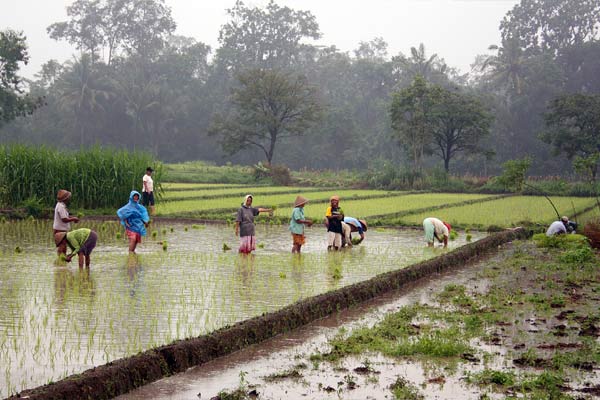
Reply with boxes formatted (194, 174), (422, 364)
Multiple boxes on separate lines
(0, 145), (160, 209)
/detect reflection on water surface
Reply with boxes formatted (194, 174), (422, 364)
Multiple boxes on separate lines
(0, 219), (484, 397)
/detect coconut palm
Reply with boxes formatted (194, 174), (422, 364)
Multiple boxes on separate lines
(56, 55), (113, 146)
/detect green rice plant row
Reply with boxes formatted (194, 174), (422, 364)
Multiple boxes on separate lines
(367, 194), (508, 220)
(156, 190), (410, 216)
(573, 204), (600, 225)
(399, 196), (597, 228)
(161, 183), (251, 191)
(275, 193), (494, 221)
(161, 186), (331, 200)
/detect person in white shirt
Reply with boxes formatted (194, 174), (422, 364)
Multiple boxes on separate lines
(142, 167), (155, 215)
(546, 216), (569, 236)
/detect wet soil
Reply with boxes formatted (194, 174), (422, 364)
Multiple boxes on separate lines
(119, 233), (600, 400)
(7, 229), (525, 400)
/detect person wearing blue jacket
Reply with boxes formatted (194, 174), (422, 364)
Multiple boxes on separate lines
(117, 190), (150, 253)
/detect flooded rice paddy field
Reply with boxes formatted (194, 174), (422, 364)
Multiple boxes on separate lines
(0, 218), (484, 397)
(118, 241), (600, 400)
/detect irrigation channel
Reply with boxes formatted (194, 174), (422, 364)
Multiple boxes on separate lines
(0, 219), (486, 398)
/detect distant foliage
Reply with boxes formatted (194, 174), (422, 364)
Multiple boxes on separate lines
(0, 145), (160, 209)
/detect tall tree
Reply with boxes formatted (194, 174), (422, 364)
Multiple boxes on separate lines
(390, 75), (437, 170)
(391, 43), (455, 87)
(215, 0), (320, 73)
(541, 93), (600, 179)
(500, 0), (600, 55)
(47, 0), (105, 61)
(56, 55), (113, 146)
(48, 0), (176, 64)
(429, 90), (493, 172)
(0, 30), (42, 127)
(210, 68), (322, 164)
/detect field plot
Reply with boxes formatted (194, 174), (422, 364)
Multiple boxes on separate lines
(0, 219), (481, 397)
(161, 183), (248, 191)
(161, 185), (327, 200)
(156, 189), (400, 216)
(277, 193), (497, 221)
(401, 195), (597, 228)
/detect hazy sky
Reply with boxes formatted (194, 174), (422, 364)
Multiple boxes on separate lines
(2, 0), (520, 79)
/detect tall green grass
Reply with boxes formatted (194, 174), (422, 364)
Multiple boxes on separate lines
(0, 144), (160, 209)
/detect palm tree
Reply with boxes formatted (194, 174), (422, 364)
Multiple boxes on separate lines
(480, 38), (529, 99)
(56, 55), (113, 146)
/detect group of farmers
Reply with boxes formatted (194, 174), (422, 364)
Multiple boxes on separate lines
(55, 167), (575, 265)
(52, 167), (155, 267)
(235, 194), (368, 254)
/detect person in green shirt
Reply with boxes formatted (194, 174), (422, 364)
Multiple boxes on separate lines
(55, 228), (98, 268)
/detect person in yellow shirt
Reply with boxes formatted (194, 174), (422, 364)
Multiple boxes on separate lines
(55, 228), (98, 268)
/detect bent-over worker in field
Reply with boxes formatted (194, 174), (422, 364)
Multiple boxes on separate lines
(289, 195), (312, 254)
(342, 217), (368, 247)
(325, 195), (344, 250)
(546, 216), (570, 236)
(117, 190), (150, 254)
(235, 194), (273, 254)
(55, 228), (98, 268)
(423, 217), (451, 248)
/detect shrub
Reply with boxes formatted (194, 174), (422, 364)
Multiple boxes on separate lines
(532, 233), (589, 250)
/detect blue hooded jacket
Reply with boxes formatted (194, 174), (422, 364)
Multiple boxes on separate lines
(117, 190), (150, 236)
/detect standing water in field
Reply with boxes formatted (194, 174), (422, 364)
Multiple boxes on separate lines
(0, 218), (484, 397)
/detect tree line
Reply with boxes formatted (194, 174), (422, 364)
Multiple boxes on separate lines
(1, 0), (599, 178)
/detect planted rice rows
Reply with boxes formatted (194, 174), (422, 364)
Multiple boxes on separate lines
(400, 196), (597, 228)
(156, 189), (403, 216)
(276, 193), (497, 221)
(161, 183), (253, 191)
(161, 186), (329, 201)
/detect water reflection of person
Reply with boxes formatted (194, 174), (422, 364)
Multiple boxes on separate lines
(234, 253), (256, 287)
(125, 255), (143, 297)
(54, 267), (96, 307)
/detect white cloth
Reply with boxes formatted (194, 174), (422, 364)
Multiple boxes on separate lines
(327, 231), (342, 248)
(430, 217), (449, 238)
(53, 202), (70, 231)
(142, 174), (153, 193)
(546, 221), (567, 236)
(342, 222), (352, 246)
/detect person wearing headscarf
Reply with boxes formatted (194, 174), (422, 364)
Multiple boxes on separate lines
(325, 195), (344, 250)
(117, 190), (150, 253)
(423, 217), (451, 248)
(55, 228), (98, 268)
(289, 195), (312, 253)
(235, 194), (273, 254)
(53, 189), (79, 235)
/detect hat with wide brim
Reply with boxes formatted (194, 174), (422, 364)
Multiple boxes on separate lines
(294, 195), (309, 207)
(359, 219), (368, 231)
(57, 189), (71, 202)
(54, 232), (67, 247)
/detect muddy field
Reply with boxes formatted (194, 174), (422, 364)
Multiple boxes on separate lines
(7, 229), (520, 400)
(120, 236), (600, 400)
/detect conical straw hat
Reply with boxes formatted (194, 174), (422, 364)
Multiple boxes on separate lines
(294, 195), (308, 207)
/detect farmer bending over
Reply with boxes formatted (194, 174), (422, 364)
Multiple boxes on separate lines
(55, 228), (98, 268)
(423, 217), (451, 248)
